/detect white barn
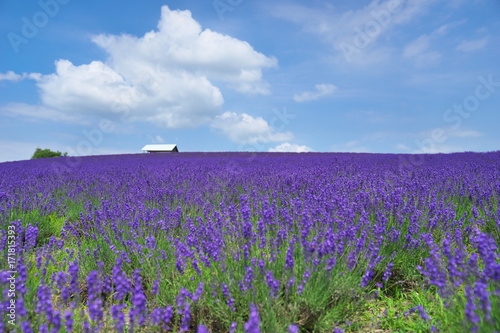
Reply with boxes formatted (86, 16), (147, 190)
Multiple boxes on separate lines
(141, 144), (179, 153)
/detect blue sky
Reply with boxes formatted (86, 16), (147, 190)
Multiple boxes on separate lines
(1, 0), (499, 162)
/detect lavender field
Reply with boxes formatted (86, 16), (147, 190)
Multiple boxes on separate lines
(1, 152), (500, 332)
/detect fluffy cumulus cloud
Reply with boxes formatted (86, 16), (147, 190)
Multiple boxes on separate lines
(268, 142), (314, 152)
(33, 6), (277, 128)
(211, 112), (293, 144)
(92, 6), (276, 94)
(38, 59), (223, 128)
(293, 84), (337, 102)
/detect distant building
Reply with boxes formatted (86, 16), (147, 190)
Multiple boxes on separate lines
(141, 144), (179, 153)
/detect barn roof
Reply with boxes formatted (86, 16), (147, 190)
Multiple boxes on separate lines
(141, 144), (178, 152)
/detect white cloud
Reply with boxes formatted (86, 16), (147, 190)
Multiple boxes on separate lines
(2, 102), (84, 123)
(0, 71), (22, 81)
(268, 142), (313, 152)
(403, 35), (430, 58)
(0, 71), (41, 82)
(432, 20), (467, 36)
(38, 59), (223, 128)
(402, 22), (466, 67)
(293, 84), (337, 102)
(92, 6), (276, 94)
(271, 0), (437, 43)
(211, 111), (293, 144)
(269, 0), (439, 64)
(403, 34), (441, 67)
(33, 6), (276, 128)
(456, 37), (489, 52)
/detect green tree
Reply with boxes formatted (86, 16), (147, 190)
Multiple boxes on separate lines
(31, 148), (68, 159)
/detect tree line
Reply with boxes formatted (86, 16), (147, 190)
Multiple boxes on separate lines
(31, 148), (68, 159)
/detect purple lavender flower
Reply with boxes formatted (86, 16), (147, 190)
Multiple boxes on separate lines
(192, 260), (202, 275)
(265, 270), (280, 298)
(16, 296), (27, 316)
(61, 286), (71, 304)
(21, 321), (33, 333)
(409, 305), (432, 321)
(16, 259), (28, 295)
(86, 271), (103, 323)
(197, 324), (209, 333)
(176, 259), (185, 274)
(297, 284), (304, 294)
(162, 305), (174, 330)
(417, 305), (431, 321)
(39, 323), (49, 333)
(112, 259), (131, 301)
(83, 320), (91, 333)
(383, 262), (394, 282)
(258, 259), (265, 275)
(64, 310), (73, 332)
(465, 286), (480, 330)
(285, 243), (295, 270)
(193, 281), (204, 302)
(111, 304), (126, 333)
(244, 304), (260, 333)
(145, 235), (156, 249)
(474, 280), (491, 320)
(180, 304), (192, 332)
(360, 268), (374, 287)
(130, 270), (148, 327)
(0, 230), (5, 253)
(326, 256), (337, 272)
(220, 283), (235, 310)
(239, 265), (255, 294)
(36, 284), (55, 321)
(149, 307), (162, 326)
(68, 260), (80, 298)
(24, 224), (38, 250)
(152, 278), (161, 295)
(297, 270), (311, 294)
(54, 271), (68, 290)
(176, 287), (192, 308)
(50, 311), (62, 332)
